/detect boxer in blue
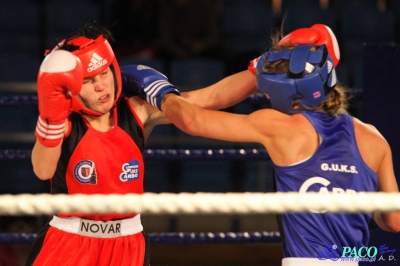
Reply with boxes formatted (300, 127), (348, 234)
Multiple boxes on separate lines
(137, 24), (400, 266)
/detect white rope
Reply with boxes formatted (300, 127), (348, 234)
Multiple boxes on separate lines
(0, 192), (399, 216)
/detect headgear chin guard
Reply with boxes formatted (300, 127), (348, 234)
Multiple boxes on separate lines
(256, 44), (337, 114)
(66, 35), (122, 116)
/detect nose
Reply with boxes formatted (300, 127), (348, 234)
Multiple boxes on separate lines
(92, 76), (105, 92)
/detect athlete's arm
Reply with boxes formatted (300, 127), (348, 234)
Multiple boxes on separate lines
(32, 50), (83, 180)
(31, 140), (63, 180)
(355, 120), (400, 232)
(160, 93), (276, 145)
(374, 144), (400, 232)
(121, 64), (257, 111)
(126, 96), (171, 141)
(182, 70), (257, 110)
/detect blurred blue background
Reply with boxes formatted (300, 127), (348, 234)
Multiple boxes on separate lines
(2, 0), (400, 194)
(0, 1), (399, 265)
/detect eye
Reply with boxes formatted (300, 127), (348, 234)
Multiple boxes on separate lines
(83, 78), (90, 84)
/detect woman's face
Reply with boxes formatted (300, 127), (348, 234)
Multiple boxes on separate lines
(79, 67), (115, 114)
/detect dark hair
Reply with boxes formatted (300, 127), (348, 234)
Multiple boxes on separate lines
(55, 19), (115, 52)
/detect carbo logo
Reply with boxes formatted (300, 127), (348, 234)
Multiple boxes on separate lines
(299, 177), (356, 194)
(119, 159), (140, 182)
(74, 160), (97, 184)
(300, 177), (356, 213)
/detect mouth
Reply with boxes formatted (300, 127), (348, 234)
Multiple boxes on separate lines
(98, 94), (110, 103)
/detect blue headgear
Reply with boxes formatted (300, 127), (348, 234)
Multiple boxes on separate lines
(256, 44), (337, 114)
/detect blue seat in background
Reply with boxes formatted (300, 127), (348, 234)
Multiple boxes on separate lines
(283, 6), (337, 34)
(0, 53), (41, 82)
(143, 161), (170, 193)
(340, 7), (396, 88)
(0, 1), (40, 31)
(169, 57), (226, 89)
(0, 1), (41, 55)
(332, 0), (380, 13)
(386, 0), (400, 42)
(280, 0), (322, 10)
(243, 161), (275, 192)
(342, 7), (396, 43)
(0, 105), (38, 132)
(45, 0), (101, 48)
(144, 151), (232, 193)
(118, 56), (166, 74)
(0, 1), (41, 196)
(335, 61), (350, 88)
(0, 160), (49, 194)
(179, 161), (231, 193)
(340, 7), (396, 62)
(221, 0), (275, 57)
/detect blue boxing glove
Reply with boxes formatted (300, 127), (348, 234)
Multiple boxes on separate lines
(121, 66), (140, 97)
(120, 64), (180, 110)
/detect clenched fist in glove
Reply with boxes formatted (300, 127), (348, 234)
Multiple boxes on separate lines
(35, 50), (83, 147)
(278, 24), (340, 67)
(120, 64), (180, 110)
(248, 24), (340, 75)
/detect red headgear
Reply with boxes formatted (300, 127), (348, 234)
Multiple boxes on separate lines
(67, 35), (122, 116)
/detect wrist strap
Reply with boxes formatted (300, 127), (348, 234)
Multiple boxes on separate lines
(35, 116), (65, 147)
(143, 80), (180, 110)
(248, 56), (261, 75)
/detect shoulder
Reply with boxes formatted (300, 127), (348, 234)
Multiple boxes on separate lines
(126, 96), (168, 128)
(353, 117), (391, 172)
(125, 96), (152, 123)
(353, 117), (388, 145)
(250, 108), (304, 123)
(248, 109), (314, 143)
(126, 96), (148, 111)
(249, 109), (312, 131)
(249, 110), (318, 165)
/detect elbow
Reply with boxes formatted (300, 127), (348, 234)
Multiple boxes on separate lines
(163, 99), (203, 136)
(178, 124), (197, 137)
(383, 226), (400, 234)
(378, 212), (400, 233)
(385, 220), (400, 233)
(180, 118), (203, 137)
(33, 167), (54, 181)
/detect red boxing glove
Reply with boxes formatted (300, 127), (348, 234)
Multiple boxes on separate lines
(248, 24), (340, 75)
(278, 24), (340, 67)
(35, 50), (83, 147)
(248, 56), (261, 75)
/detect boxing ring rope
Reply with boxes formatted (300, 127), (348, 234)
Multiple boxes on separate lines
(0, 148), (270, 161)
(0, 231), (282, 245)
(1, 192), (400, 216)
(0, 192), (399, 245)
(1, 192), (399, 245)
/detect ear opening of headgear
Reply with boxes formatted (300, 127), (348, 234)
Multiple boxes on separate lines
(256, 44), (337, 114)
(66, 35), (121, 116)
